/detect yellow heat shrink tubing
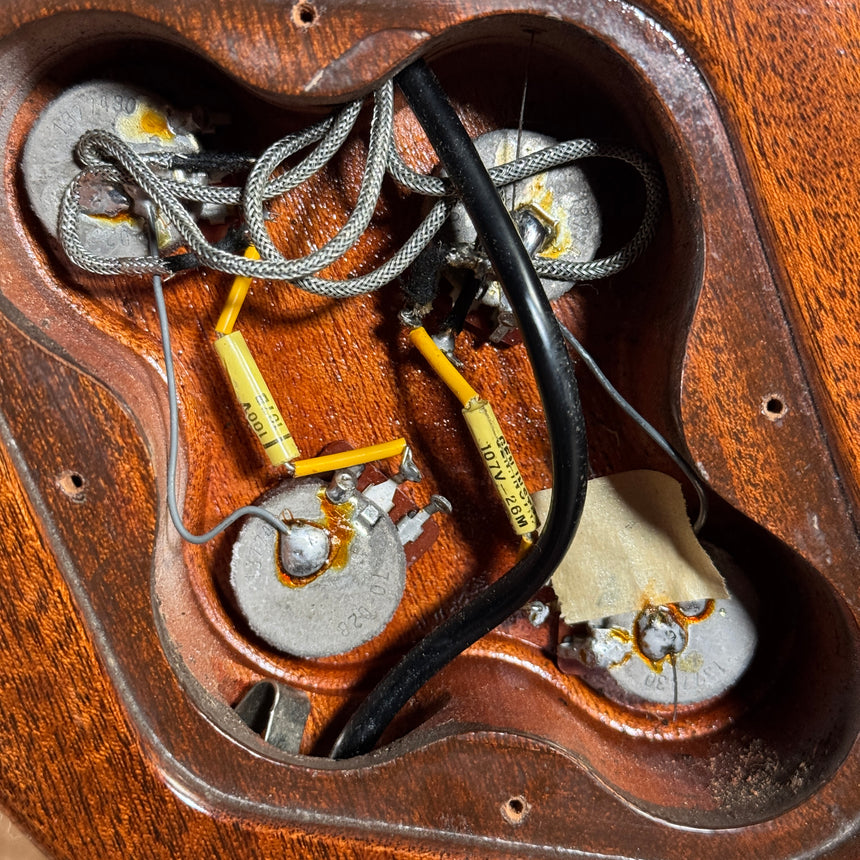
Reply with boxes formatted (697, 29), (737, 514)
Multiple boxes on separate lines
(213, 330), (301, 466)
(462, 397), (538, 536)
(293, 439), (407, 478)
(216, 245), (260, 336)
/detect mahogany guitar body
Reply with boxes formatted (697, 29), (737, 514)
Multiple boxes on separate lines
(0, 1), (857, 857)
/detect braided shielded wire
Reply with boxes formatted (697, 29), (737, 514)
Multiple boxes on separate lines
(57, 81), (662, 296)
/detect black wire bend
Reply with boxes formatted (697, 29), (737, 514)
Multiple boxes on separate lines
(331, 60), (589, 760)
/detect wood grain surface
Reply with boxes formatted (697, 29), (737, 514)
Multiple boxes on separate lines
(0, 0), (857, 858)
(647, 0), (860, 516)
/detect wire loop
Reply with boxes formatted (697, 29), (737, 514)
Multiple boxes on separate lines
(57, 80), (661, 297)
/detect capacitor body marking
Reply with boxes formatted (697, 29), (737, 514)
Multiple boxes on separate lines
(213, 331), (300, 466)
(409, 326), (537, 536)
(462, 397), (538, 535)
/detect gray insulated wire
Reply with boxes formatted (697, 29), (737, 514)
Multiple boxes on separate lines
(558, 323), (708, 533)
(142, 204), (290, 543)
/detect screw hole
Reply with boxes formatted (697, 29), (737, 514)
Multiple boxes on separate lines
(501, 795), (530, 826)
(58, 470), (86, 501)
(762, 394), (787, 421)
(292, 1), (317, 26)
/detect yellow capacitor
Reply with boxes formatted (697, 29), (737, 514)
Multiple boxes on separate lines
(462, 397), (538, 536)
(213, 331), (300, 466)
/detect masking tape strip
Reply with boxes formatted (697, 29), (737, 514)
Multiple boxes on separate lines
(533, 470), (728, 624)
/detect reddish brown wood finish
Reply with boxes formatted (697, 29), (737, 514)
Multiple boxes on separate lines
(0, 1), (857, 858)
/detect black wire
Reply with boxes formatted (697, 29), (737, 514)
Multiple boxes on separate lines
(163, 224), (250, 273)
(331, 60), (589, 760)
(402, 240), (449, 307)
(438, 266), (482, 335)
(166, 152), (256, 173)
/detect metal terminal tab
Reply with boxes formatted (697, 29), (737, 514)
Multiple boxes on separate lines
(396, 494), (452, 546)
(363, 446), (422, 514)
(325, 470), (357, 505)
(233, 680), (310, 754)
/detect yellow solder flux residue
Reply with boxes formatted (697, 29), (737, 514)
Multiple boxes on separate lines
(608, 600), (717, 674)
(276, 494), (354, 589)
(495, 138), (573, 261)
(89, 211), (139, 227)
(520, 173), (573, 261)
(115, 100), (177, 144)
(138, 106), (173, 140)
